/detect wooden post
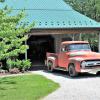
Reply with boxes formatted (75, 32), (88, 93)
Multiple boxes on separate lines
(54, 35), (61, 52)
(79, 33), (82, 41)
(98, 33), (100, 52)
(25, 35), (29, 60)
(72, 34), (75, 41)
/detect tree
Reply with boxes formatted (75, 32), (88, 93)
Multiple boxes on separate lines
(0, 4), (33, 71)
(64, 0), (100, 22)
(64, 0), (100, 52)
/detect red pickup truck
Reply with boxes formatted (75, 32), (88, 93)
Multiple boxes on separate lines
(46, 41), (100, 77)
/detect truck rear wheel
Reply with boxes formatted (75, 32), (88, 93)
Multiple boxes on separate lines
(68, 64), (78, 77)
(47, 61), (54, 72)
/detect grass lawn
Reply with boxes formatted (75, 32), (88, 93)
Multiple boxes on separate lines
(0, 74), (59, 100)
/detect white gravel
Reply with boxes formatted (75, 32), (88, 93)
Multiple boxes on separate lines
(31, 70), (100, 100)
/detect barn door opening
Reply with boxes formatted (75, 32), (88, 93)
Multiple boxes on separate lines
(27, 35), (55, 67)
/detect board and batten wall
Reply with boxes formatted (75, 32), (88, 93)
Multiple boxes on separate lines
(52, 34), (80, 52)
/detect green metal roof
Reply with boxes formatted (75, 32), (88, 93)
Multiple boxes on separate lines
(0, 0), (100, 29)
(0, 0), (73, 10)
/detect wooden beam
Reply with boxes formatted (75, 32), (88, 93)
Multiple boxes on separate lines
(29, 28), (99, 35)
(25, 35), (29, 60)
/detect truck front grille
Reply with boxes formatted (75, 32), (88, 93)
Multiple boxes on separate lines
(85, 60), (100, 68)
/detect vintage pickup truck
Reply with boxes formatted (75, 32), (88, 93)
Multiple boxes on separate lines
(46, 41), (100, 77)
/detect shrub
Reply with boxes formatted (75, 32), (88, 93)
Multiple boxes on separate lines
(7, 59), (31, 72)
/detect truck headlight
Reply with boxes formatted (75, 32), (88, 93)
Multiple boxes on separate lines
(81, 61), (86, 69)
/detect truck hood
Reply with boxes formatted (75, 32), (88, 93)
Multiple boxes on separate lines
(68, 51), (100, 61)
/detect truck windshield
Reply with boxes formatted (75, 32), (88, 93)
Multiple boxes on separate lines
(68, 43), (91, 51)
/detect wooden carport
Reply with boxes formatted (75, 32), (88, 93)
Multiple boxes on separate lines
(1, 0), (100, 62)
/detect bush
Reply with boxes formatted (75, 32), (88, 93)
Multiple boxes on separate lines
(7, 59), (31, 72)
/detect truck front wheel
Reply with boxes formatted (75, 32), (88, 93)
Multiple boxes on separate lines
(68, 64), (78, 77)
(47, 61), (54, 72)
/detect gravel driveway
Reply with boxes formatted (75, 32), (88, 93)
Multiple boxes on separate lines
(32, 70), (100, 100)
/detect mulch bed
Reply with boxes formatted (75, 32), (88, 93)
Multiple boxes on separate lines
(0, 72), (16, 77)
(0, 70), (30, 77)
(0, 72), (10, 76)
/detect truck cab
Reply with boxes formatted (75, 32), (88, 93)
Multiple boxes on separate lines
(46, 41), (100, 77)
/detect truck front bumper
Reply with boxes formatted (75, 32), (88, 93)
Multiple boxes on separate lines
(81, 67), (100, 74)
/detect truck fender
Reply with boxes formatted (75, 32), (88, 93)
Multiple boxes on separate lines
(69, 58), (81, 65)
(68, 59), (81, 72)
(46, 57), (57, 68)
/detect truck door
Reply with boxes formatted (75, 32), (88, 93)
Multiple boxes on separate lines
(58, 44), (68, 68)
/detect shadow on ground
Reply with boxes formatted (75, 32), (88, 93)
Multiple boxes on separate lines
(29, 65), (100, 79)
(29, 65), (46, 71)
(43, 70), (100, 79)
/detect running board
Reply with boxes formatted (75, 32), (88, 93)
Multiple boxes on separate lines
(54, 67), (67, 71)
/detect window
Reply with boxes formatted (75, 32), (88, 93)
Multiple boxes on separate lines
(68, 43), (91, 51)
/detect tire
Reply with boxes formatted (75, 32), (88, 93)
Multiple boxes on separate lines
(47, 60), (54, 72)
(68, 64), (78, 77)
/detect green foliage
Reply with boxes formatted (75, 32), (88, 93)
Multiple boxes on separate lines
(0, 0), (5, 2)
(64, 0), (100, 22)
(7, 59), (31, 71)
(81, 33), (98, 51)
(0, 5), (34, 69)
(64, 0), (100, 51)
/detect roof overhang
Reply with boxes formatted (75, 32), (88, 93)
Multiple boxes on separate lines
(29, 28), (100, 35)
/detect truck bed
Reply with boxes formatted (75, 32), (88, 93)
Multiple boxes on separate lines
(46, 52), (58, 58)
